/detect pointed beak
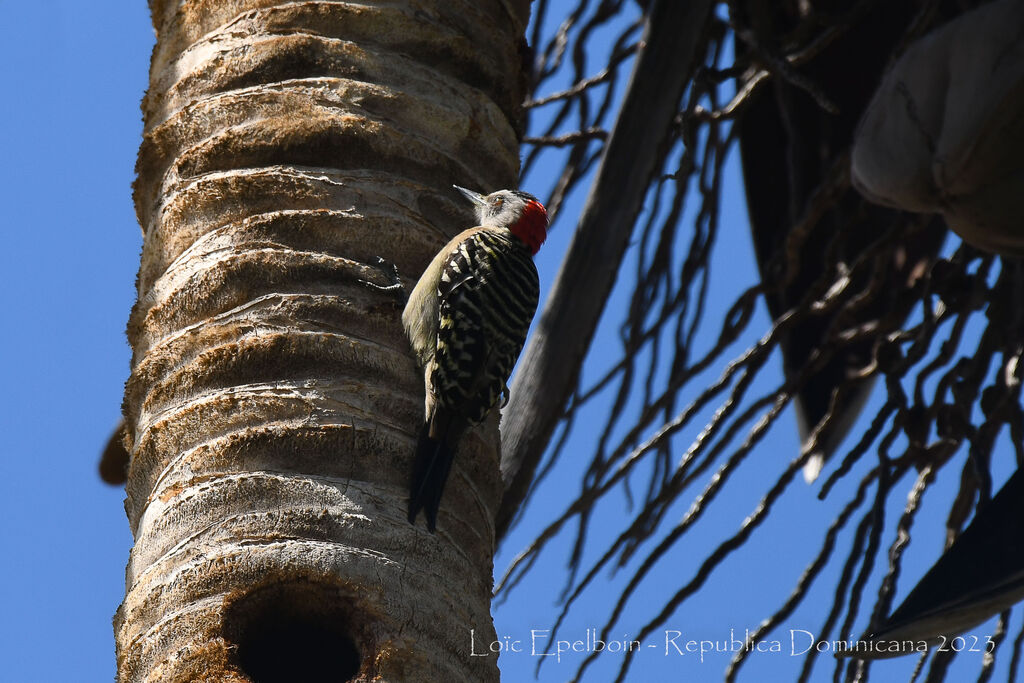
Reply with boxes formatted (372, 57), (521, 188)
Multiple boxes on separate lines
(453, 185), (488, 207)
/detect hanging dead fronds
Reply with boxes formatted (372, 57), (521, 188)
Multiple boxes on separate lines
(500, 1), (1024, 681)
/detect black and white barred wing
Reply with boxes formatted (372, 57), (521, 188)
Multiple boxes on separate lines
(431, 229), (540, 427)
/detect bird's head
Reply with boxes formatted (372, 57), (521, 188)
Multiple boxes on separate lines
(454, 185), (548, 255)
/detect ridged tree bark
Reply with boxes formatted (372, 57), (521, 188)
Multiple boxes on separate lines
(115, 2), (531, 681)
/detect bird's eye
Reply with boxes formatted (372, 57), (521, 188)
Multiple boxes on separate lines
(492, 197), (504, 208)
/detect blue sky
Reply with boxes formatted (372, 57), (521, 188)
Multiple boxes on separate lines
(0, 3), (149, 680)
(0, 3), (1016, 682)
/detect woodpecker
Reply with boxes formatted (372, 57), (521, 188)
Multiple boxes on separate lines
(403, 185), (547, 532)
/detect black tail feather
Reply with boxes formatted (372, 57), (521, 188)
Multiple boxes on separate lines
(408, 424), (455, 532)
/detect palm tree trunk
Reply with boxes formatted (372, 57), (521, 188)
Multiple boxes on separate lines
(115, 2), (531, 680)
